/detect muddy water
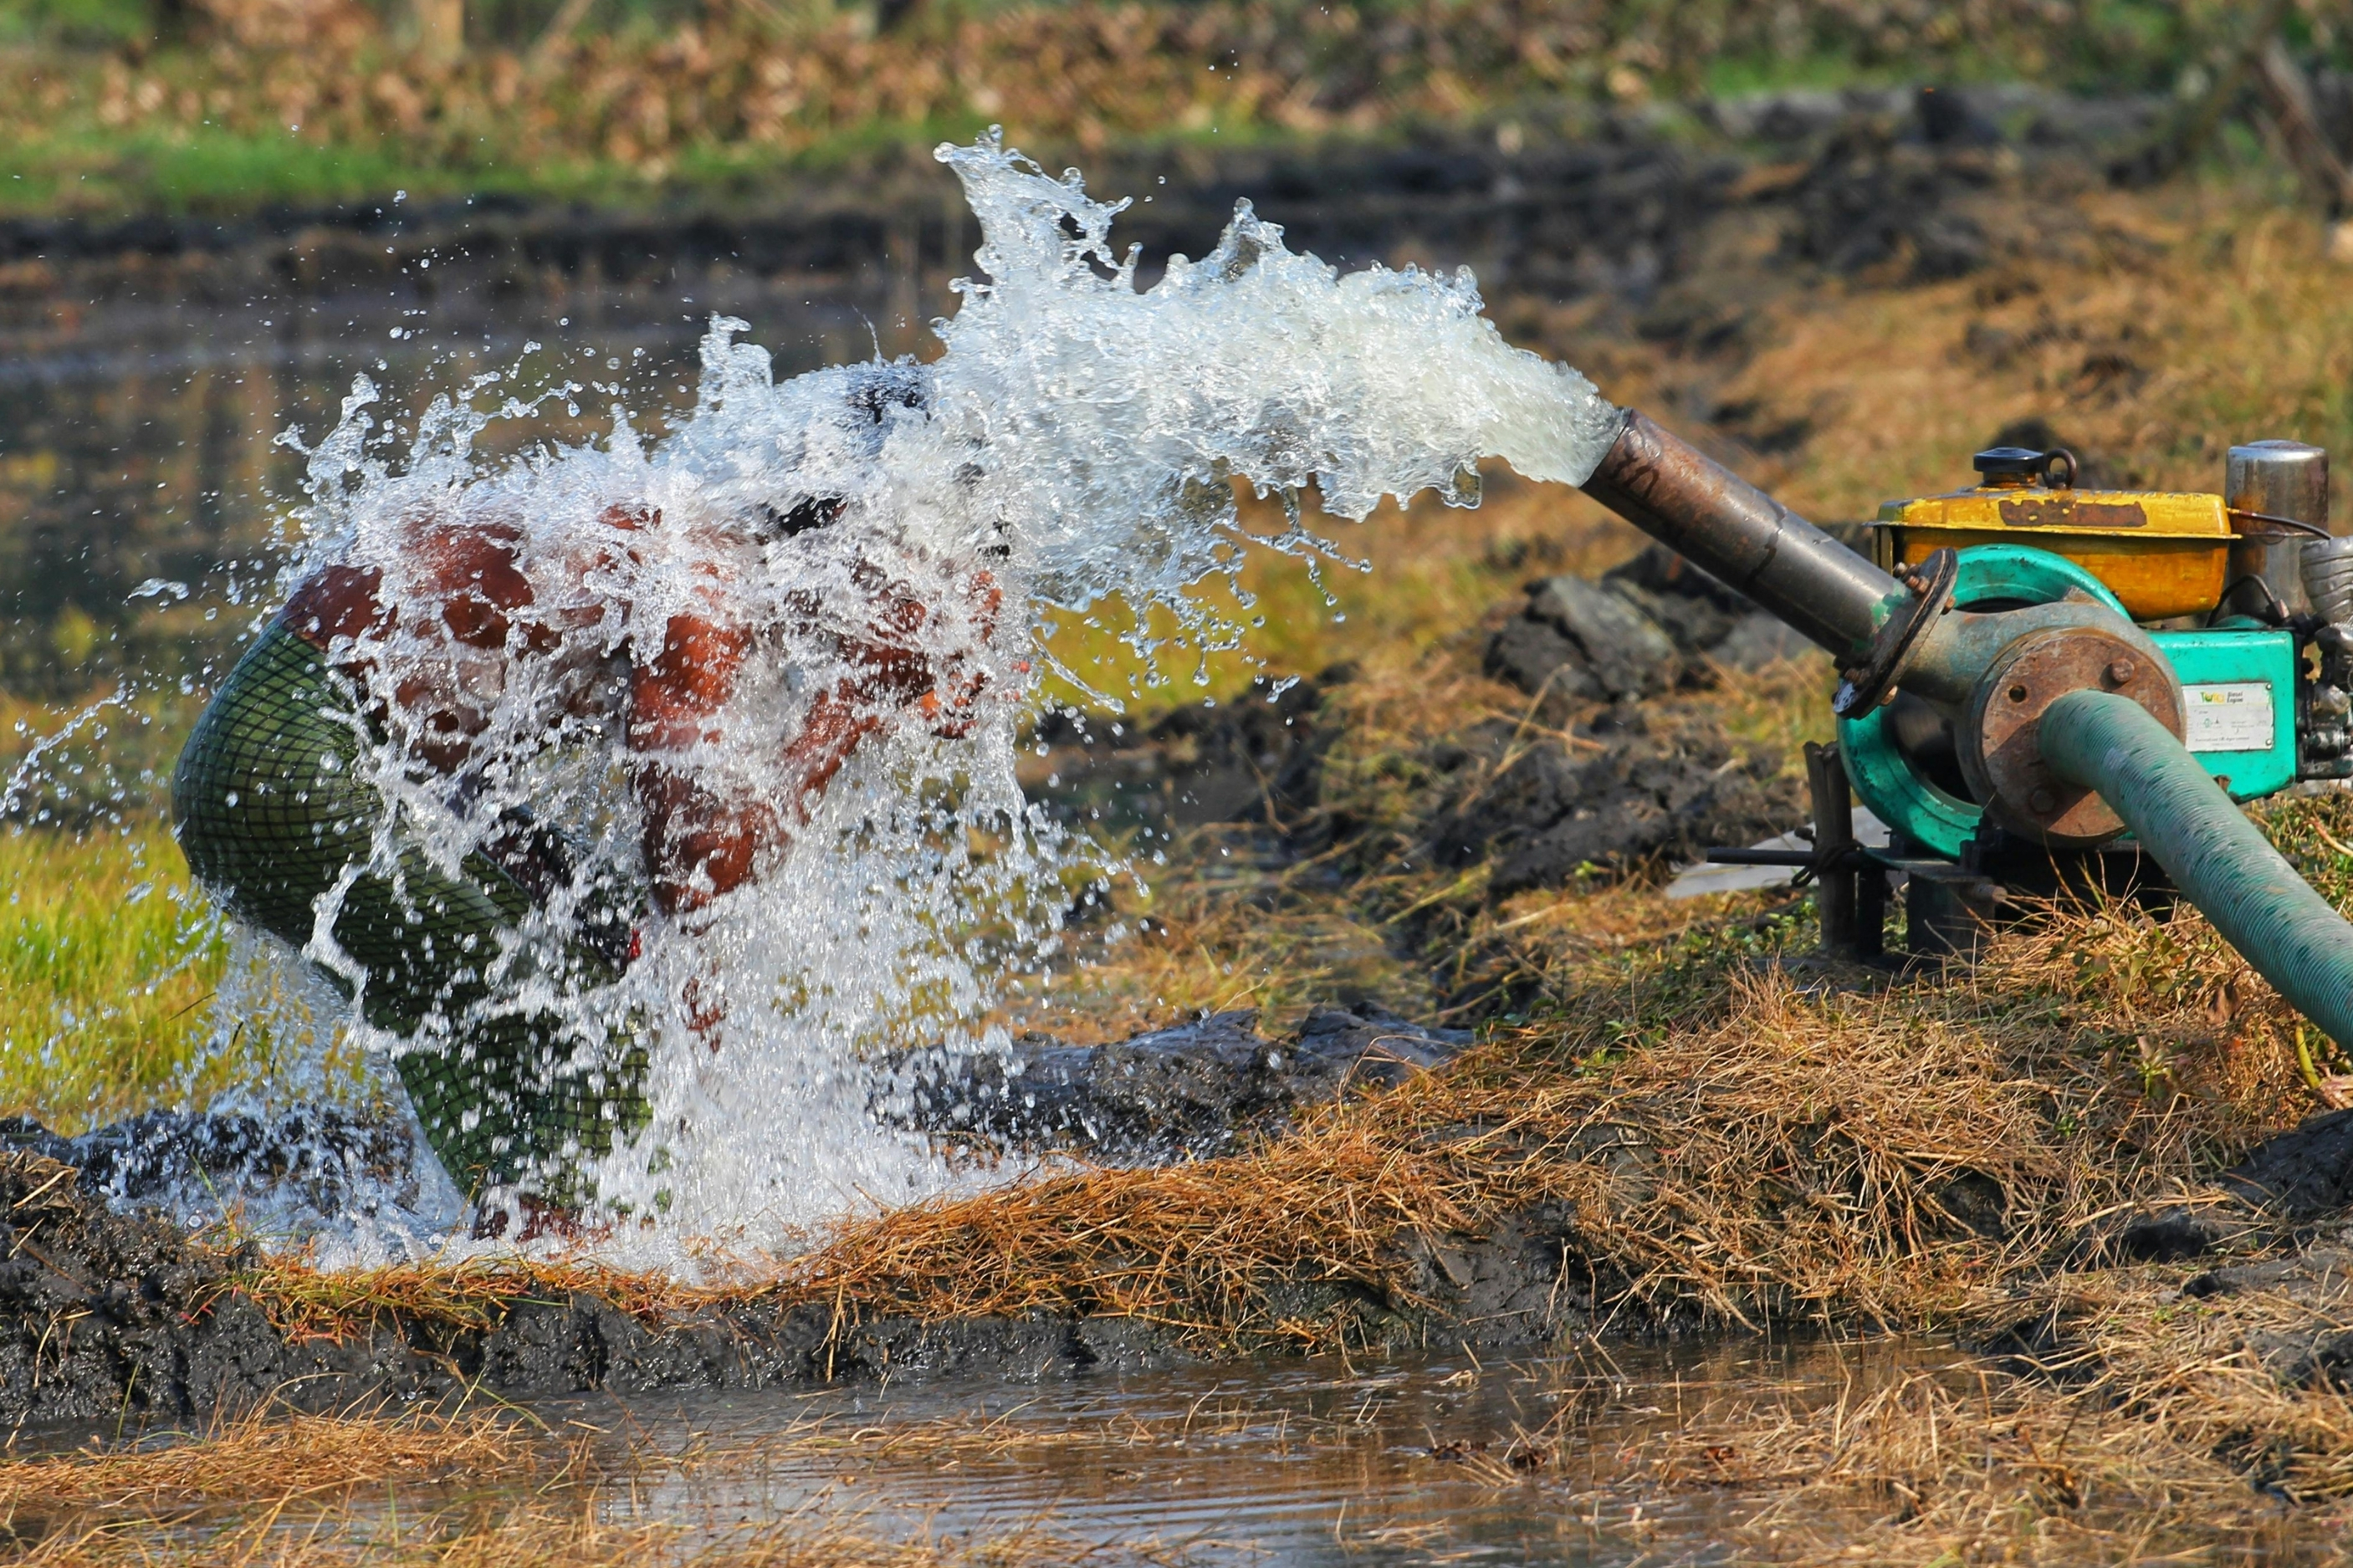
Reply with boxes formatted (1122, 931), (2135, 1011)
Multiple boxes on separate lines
(558, 1336), (2353, 1565)
(564, 1343), (1811, 1563)
(30, 1336), (2325, 1564)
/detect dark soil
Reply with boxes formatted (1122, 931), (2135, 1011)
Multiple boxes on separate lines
(1032, 553), (1808, 904)
(1444, 542), (1814, 896)
(1421, 707), (1801, 898)
(1485, 542), (1817, 707)
(2107, 1106), (2353, 1265)
(20, 1091), (2353, 1428)
(0, 1108), (429, 1216)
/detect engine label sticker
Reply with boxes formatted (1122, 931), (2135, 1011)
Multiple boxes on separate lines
(2182, 682), (2274, 753)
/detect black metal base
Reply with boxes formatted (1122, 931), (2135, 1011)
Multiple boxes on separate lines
(1788, 744), (2172, 963)
(1900, 825), (2172, 959)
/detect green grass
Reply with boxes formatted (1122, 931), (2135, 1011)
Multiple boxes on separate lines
(0, 825), (232, 1131)
(3, 126), (468, 215)
(0, 122), (724, 217)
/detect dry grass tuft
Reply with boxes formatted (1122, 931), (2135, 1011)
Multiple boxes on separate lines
(770, 959), (2269, 1346)
(11, 1506), (1116, 1568)
(0, 1403), (1162, 1566)
(1585, 1263), (2353, 1562)
(0, 1406), (539, 1521)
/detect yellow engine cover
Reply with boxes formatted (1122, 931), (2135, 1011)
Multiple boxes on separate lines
(1870, 483), (2231, 621)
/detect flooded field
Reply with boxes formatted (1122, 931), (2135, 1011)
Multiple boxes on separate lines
(0, 132), (1711, 714)
(0, 240), (928, 707)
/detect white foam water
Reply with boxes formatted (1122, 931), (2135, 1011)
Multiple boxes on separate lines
(60, 132), (1624, 1270)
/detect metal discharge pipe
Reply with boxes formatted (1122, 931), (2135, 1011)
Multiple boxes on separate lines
(1580, 408), (1899, 656)
(2041, 689), (2353, 1048)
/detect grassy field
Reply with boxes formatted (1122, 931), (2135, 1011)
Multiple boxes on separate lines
(0, 825), (238, 1129)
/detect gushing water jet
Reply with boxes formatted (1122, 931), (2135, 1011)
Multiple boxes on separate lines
(159, 132), (1624, 1258)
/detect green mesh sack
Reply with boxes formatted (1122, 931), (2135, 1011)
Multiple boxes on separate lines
(172, 622), (650, 1203)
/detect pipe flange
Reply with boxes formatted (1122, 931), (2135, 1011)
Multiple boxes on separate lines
(1958, 628), (2187, 847)
(1832, 547), (1957, 719)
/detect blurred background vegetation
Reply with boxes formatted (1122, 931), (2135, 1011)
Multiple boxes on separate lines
(0, 0), (2347, 212)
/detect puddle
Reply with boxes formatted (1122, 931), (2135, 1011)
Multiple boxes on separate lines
(14, 1331), (2350, 1563)
(535, 1337), (1942, 1564)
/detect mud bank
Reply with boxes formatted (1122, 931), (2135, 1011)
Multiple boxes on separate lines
(0, 1143), (1184, 1428)
(891, 1005), (1471, 1165)
(0, 1005), (1492, 1426)
(18, 1090), (2353, 1432)
(0, 1147), (1593, 1429)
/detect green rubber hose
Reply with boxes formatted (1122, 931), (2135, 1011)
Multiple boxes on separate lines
(2039, 688), (2353, 1049)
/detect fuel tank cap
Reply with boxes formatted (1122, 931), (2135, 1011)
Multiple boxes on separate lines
(1973, 446), (2074, 488)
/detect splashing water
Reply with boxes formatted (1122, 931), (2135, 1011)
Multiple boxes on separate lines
(23, 133), (1621, 1269)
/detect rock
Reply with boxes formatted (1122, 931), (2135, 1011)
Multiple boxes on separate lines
(1484, 573), (1680, 703)
(1424, 711), (1798, 896)
(1712, 612), (1815, 670)
(892, 1005), (1473, 1164)
(2220, 1106), (2353, 1218)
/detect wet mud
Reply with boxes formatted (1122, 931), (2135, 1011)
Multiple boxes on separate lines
(0, 1139), (1604, 1428)
(19, 1092), (2353, 1430)
(891, 1005), (1472, 1165)
(0, 1143), (1192, 1428)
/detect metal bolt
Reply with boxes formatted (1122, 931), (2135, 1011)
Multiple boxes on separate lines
(2028, 787), (2059, 815)
(2105, 659), (2136, 686)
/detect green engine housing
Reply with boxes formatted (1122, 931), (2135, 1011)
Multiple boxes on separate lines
(1839, 543), (2300, 860)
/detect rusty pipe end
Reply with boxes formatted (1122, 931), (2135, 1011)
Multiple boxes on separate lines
(1579, 409), (1899, 657)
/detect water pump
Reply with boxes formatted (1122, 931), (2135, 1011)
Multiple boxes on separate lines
(1578, 411), (2353, 1048)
